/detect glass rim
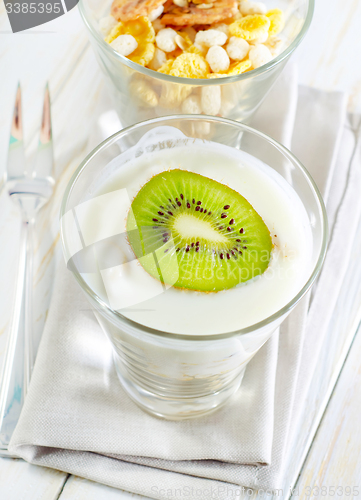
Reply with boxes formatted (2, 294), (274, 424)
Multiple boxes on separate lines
(78, 0), (315, 87)
(60, 114), (328, 341)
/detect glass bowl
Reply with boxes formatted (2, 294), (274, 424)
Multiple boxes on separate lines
(79, 0), (314, 126)
(60, 115), (327, 419)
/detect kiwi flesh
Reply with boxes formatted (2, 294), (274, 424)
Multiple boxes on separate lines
(127, 169), (272, 292)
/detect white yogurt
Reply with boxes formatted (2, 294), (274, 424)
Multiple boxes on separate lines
(77, 128), (312, 335)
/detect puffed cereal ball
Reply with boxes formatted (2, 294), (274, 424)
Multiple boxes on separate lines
(239, 1), (267, 16)
(99, 16), (117, 37)
(182, 95), (202, 114)
(213, 23), (230, 38)
(249, 44), (272, 68)
(250, 31), (268, 44)
(226, 37), (249, 61)
(206, 46), (230, 73)
(110, 34), (138, 56)
(266, 37), (284, 56)
(192, 121), (211, 138)
(195, 29), (228, 48)
(149, 5), (164, 21)
(156, 28), (178, 52)
(201, 85), (221, 115)
(148, 48), (167, 70)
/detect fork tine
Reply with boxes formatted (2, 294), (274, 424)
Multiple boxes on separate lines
(34, 82), (54, 181)
(7, 83), (26, 181)
(39, 83), (52, 146)
(11, 83), (23, 141)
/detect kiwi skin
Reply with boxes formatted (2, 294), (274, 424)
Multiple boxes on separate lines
(127, 169), (273, 292)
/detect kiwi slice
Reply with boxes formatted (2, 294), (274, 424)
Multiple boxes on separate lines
(127, 169), (272, 292)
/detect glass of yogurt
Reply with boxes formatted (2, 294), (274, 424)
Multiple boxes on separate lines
(60, 116), (327, 419)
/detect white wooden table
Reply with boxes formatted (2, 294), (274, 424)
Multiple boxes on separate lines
(1, 0), (361, 498)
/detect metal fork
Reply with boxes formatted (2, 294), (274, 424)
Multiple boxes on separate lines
(0, 83), (54, 456)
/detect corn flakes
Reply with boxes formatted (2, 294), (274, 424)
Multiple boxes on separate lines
(206, 73), (228, 78)
(105, 22), (124, 43)
(157, 59), (174, 74)
(169, 53), (210, 78)
(185, 44), (207, 57)
(159, 82), (192, 108)
(124, 16), (155, 41)
(266, 9), (285, 37)
(129, 41), (155, 66)
(129, 76), (159, 106)
(106, 16), (155, 44)
(229, 15), (270, 41)
(227, 59), (252, 75)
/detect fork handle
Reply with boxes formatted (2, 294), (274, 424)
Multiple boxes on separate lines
(0, 219), (34, 455)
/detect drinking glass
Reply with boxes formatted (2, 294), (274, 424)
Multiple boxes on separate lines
(79, 0), (314, 126)
(60, 116), (327, 419)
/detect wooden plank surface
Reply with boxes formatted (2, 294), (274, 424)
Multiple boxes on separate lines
(294, 0), (361, 112)
(0, 458), (68, 500)
(59, 476), (147, 500)
(1, 0), (361, 497)
(296, 325), (361, 498)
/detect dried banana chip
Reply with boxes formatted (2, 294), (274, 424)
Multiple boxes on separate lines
(176, 31), (193, 50)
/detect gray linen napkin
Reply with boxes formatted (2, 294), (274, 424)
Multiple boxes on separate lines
(9, 65), (359, 497)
